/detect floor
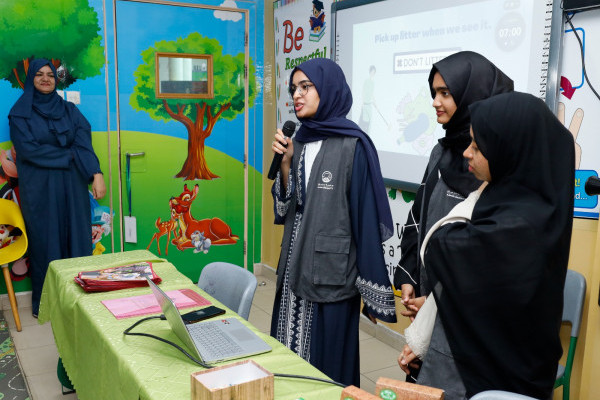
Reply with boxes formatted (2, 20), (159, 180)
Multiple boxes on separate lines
(3, 269), (405, 399)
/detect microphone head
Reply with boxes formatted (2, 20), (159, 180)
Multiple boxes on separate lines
(585, 176), (600, 196)
(282, 120), (297, 137)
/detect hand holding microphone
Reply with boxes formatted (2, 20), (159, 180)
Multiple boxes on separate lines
(268, 121), (296, 180)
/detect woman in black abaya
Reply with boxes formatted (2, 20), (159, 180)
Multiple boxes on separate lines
(419, 92), (574, 398)
(394, 51), (514, 386)
(394, 51), (514, 313)
(9, 59), (105, 316)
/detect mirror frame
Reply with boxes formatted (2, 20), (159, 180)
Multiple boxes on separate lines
(154, 52), (214, 99)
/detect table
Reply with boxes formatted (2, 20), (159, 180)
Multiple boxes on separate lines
(39, 250), (343, 400)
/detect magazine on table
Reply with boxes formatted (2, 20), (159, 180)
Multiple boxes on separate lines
(75, 261), (161, 292)
(101, 288), (211, 319)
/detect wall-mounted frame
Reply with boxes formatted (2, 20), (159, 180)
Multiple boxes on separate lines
(155, 52), (213, 99)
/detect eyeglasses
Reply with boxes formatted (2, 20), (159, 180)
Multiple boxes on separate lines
(289, 81), (314, 97)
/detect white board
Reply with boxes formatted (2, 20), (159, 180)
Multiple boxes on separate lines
(332, 0), (562, 190)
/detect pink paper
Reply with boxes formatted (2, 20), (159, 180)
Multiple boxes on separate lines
(102, 289), (210, 319)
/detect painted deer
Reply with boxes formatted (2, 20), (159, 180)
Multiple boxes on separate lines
(170, 184), (239, 250)
(146, 208), (179, 256)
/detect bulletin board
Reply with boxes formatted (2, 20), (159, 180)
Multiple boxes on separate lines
(331, 0), (564, 191)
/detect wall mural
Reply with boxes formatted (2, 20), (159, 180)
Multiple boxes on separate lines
(130, 33), (256, 181)
(130, 32), (253, 254)
(147, 184), (239, 256)
(0, 0), (104, 91)
(0, 0), (264, 281)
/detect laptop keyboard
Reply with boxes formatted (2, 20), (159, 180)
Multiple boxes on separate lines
(189, 321), (244, 360)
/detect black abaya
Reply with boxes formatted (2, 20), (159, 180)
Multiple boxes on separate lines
(424, 92), (574, 398)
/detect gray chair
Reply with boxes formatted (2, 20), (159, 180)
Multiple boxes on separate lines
(197, 262), (257, 320)
(472, 270), (586, 400)
(554, 269), (586, 400)
(470, 390), (538, 400)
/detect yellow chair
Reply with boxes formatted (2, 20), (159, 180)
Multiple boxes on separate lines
(0, 198), (28, 331)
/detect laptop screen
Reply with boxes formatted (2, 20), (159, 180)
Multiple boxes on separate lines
(146, 277), (203, 360)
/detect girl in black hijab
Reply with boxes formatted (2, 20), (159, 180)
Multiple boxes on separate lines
(394, 52), (514, 385)
(415, 92), (574, 398)
(394, 51), (514, 318)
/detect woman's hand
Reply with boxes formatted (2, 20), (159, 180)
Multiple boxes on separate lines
(272, 129), (294, 187)
(366, 312), (378, 324)
(92, 173), (106, 199)
(398, 344), (420, 375)
(400, 292), (426, 322)
(400, 284), (426, 321)
(272, 129), (294, 163)
(362, 306), (378, 324)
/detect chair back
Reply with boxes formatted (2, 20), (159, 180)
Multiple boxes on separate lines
(197, 262), (257, 320)
(0, 199), (28, 266)
(470, 390), (538, 400)
(562, 269), (586, 338)
(554, 269), (586, 400)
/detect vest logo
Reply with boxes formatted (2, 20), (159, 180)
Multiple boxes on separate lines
(446, 189), (464, 201)
(318, 170), (334, 190)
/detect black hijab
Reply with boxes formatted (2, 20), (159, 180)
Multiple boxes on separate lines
(289, 58), (393, 241)
(428, 51), (513, 195)
(9, 59), (70, 145)
(424, 92), (574, 398)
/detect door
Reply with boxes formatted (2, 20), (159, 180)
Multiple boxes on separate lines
(113, 0), (251, 280)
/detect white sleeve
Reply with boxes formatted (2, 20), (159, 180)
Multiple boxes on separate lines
(419, 187), (485, 267)
(404, 294), (438, 360)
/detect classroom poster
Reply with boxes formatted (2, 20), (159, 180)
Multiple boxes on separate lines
(273, 0), (334, 126)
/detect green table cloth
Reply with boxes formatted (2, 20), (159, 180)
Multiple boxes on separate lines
(39, 250), (343, 399)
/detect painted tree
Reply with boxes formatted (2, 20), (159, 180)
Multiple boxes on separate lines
(0, 0), (104, 89)
(130, 33), (256, 180)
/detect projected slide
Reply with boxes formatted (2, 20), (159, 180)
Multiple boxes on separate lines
(334, 0), (554, 188)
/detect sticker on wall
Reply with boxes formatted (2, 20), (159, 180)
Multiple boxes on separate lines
(147, 184), (239, 255)
(309, 0), (326, 42)
(0, 146), (18, 201)
(90, 192), (113, 255)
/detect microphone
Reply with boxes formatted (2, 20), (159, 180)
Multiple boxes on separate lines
(268, 121), (296, 180)
(585, 176), (600, 196)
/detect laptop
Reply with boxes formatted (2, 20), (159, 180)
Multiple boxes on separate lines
(145, 277), (271, 363)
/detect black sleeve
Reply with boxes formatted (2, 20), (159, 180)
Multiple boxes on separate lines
(393, 166), (429, 294)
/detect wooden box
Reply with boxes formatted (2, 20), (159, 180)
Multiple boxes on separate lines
(191, 360), (274, 400)
(375, 377), (444, 400)
(340, 385), (380, 400)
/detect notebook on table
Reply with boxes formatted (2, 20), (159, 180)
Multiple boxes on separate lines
(145, 277), (272, 364)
